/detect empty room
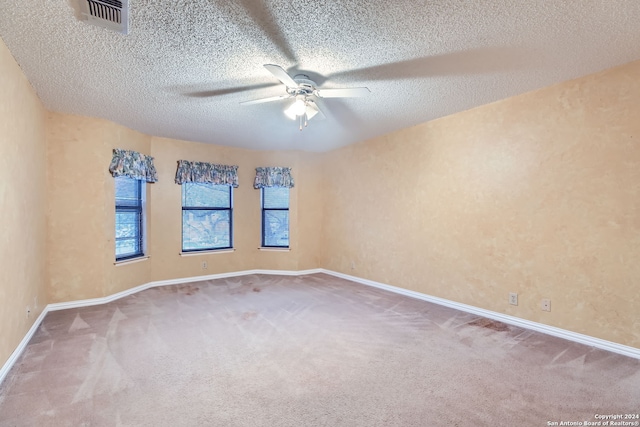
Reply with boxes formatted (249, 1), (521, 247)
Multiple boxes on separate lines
(1, 1), (639, 425)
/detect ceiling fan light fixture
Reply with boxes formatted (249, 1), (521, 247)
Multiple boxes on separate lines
(243, 64), (368, 129)
(305, 105), (318, 120)
(284, 107), (297, 120)
(285, 96), (307, 119)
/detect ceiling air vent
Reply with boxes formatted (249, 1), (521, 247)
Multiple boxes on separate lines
(77, 0), (129, 34)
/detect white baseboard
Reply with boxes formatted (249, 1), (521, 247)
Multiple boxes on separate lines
(2, 267), (638, 387)
(319, 269), (640, 360)
(47, 269), (323, 311)
(0, 308), (48, 387)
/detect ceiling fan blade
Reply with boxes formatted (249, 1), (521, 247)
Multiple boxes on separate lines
(235, 0), (297, 63)
(186, 82), (277, 98)
(263, 64), (298, 88)
(316, 87), (370, 98)
(240, 95), (290, 105)
(327, 48), (533, 82)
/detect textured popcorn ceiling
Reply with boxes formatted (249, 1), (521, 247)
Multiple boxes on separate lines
(1, 1), (640, 152)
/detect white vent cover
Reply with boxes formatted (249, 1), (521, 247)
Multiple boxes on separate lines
(78, 0), (128, 34)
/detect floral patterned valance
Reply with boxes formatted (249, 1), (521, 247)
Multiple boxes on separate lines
(253, 167), (295, 189)
(175, 160), (239, 187)
(108, 149), (158, 183)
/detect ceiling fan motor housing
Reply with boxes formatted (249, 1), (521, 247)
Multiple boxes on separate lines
(288, 75), (317, 97)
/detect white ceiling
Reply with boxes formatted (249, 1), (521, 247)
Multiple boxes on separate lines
(1, 1), (640, 152)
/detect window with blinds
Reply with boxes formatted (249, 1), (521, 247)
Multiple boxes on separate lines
(261, 187), (289, 248)
(115, 176), (144, 260)
(182, 183), (233, 252)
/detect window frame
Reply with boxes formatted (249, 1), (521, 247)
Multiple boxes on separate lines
(181, 183), (234, 253)
(115, 177), (145, 262)
(261, 187), (290, 248)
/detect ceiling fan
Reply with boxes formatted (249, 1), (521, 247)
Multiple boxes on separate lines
(240, 64), (370, 130)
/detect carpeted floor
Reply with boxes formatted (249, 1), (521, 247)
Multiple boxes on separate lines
(1, 273), (638, 426)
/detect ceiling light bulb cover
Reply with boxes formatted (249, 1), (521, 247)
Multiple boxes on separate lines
(284, 105), (297, 120)
(291, 98), (306, 116)
(284, 97), (307, 119)
(305, 105), (318, 120)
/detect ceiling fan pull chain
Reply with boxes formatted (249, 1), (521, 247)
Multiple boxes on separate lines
(299, 115), (303, 131)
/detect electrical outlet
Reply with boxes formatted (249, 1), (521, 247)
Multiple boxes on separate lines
(541, 298), (551, 312)
(350, 261), (355, 270)
(202, 261), (208, 270)
(509, 292), (518, 306)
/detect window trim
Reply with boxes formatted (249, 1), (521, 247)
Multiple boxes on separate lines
(181, 183), (234, 253)
(179, 249), (235, 256)
(261, 187), (290, 248)
(114, 256), (149, 266)
(258, 247), (290, 252)
(115, 177), (146, 262)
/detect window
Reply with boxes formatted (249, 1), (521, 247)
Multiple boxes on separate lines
(182, 183), (233, 252)
(261, 187), (289, 248)
(115, 177), (145, 261)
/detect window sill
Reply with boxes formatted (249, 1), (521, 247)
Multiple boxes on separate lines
(258, 247), (291, 252)
(114, 256), (149, 266)
(180, 249), (236, 257)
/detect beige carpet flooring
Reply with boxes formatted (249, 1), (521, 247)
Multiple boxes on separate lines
(0, 273), (638, 426)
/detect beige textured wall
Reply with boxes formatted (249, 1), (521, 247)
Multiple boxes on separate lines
(0, 39), (48, 367)
(148, 137), (310, 281)
(47, 113), (152, 302)
(45, 116), (321, 301)
(296, 154), (325, 270)
(320, 60), (640, 348)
